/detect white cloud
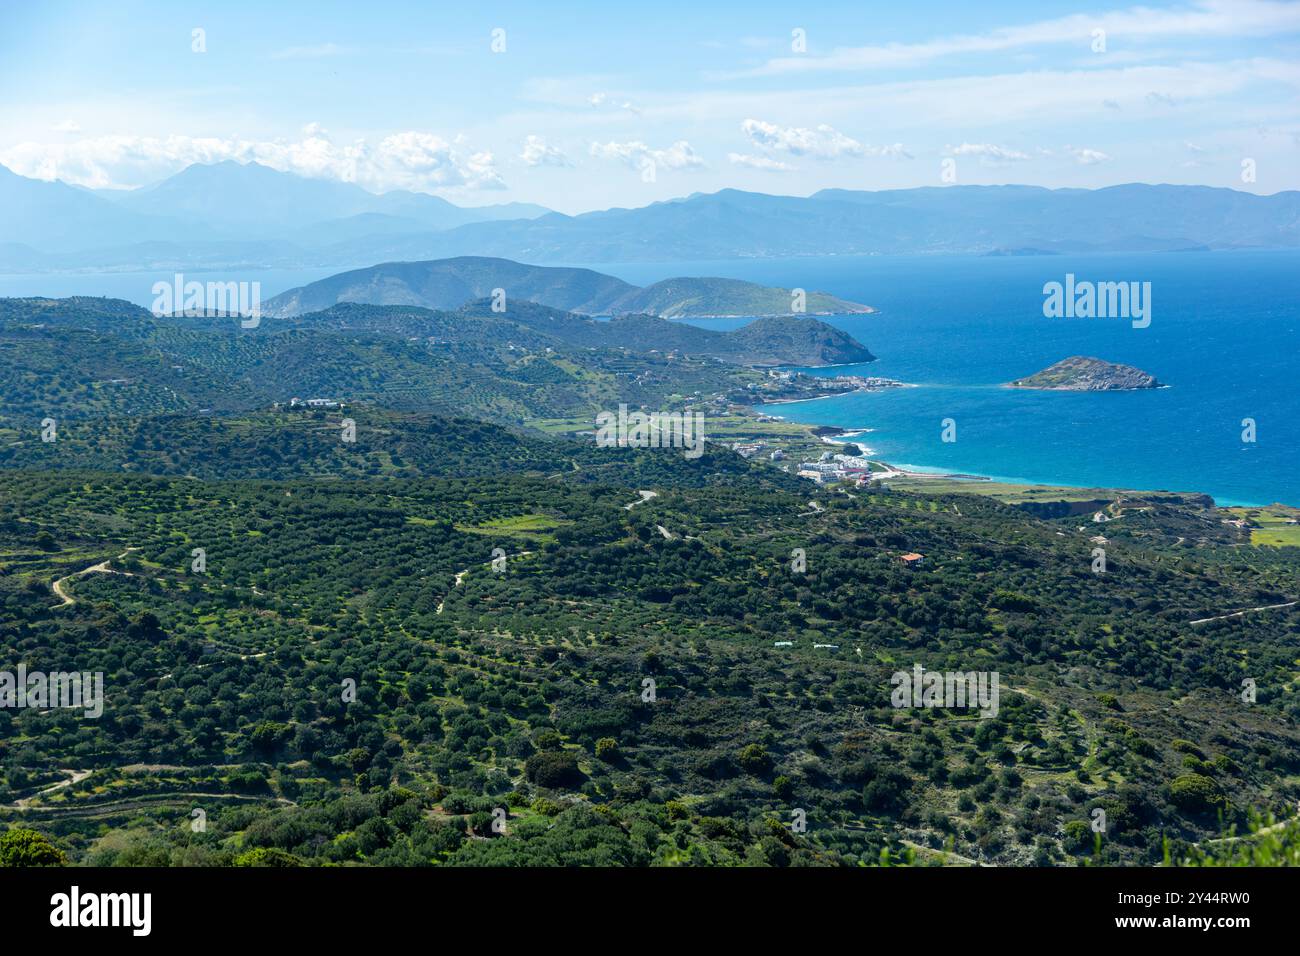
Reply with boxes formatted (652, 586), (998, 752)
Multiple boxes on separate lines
(588, 139), (704, 172)
(740, 119), (910, 160)
(519, 135), (572, 167)
(587, 92), (640, 114)
(945, 142), (1031, 162)
(742, 0), (1300, 75)
(741, 119), (864, 158)
(51, 120), (81, 134)
(0, 129), (506, 192)
(1065, 145), (1111, 164)
(727, 152), (794, 171)
(371, 132), (505, 190)
(871, 143), (912, 159)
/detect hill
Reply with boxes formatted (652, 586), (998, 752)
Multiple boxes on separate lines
(265, 255), (873, 321)
(264, 257), (637, 317)
(0, 406), (798, 490)
(1, 452), (1296, 867)
(603, 277), (870, 317)
(0, 296), (871, 427)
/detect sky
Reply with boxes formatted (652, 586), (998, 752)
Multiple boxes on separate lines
(0, 0), (1297, 213)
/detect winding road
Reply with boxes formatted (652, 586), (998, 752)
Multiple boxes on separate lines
(436, 550), (534, 614)
(51, 547), (140, 607)
(623, 490), (658, 510)
(7, 769), (93, 809)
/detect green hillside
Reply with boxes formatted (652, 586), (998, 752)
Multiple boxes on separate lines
(608, 276), (874, 317)
(265, 255), (874, 321)
(1, 459), (1296, 867)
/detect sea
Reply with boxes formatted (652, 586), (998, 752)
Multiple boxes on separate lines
(2, 251), (1295, 506)
(590, 251), (1299, 507)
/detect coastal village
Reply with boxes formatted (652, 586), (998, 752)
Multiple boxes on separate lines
(729, 440), (880, 487)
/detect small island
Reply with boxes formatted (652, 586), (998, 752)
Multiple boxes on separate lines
(1007, 356), (1162, 391)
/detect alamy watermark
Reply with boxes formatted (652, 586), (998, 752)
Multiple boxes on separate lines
(890, 663), (999, 718)
(1043, 273), (1150, 328)
(595, 404), (705, 459)
(50, 886), (150, 936)
(0, 665), (104, 718)
(151, 273), (261, 328)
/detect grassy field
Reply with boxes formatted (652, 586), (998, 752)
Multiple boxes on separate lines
(1224, 505), (1300, 547)
(879, 476), (1117, 504)
(455, 513), (572, 541)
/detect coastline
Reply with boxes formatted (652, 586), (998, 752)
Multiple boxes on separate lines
(763, 381), (916, 406)
(814, 431), (1271, 507)
(753, 387), (1284, 509)
(762, 390), (862, 406)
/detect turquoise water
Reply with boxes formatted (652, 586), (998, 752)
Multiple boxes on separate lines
(591, 251), (1299, 506)
(4, 252), (1295, 504)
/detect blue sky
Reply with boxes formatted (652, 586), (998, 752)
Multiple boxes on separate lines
(1, 0), (1297, 212)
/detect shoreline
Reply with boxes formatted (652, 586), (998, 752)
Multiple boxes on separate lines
(816, 433), (1273, 507)
(1004, 382), (1173, 392)
(752, 395), (1281, 509)
(762, 390), (861, 406)
(762, 381), (915, 407)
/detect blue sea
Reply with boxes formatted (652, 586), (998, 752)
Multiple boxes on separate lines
(4, 252), (1295, 505)
(590, 251), (1299, 507)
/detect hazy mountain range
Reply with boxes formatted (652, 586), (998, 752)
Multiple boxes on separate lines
(264, 256), (873, 318)
(0, 160), (549, 259)
(2, 160), (1297, 273)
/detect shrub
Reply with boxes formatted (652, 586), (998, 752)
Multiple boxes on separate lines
(1169, 774), (1226, 815)
(232, 847), (303, 867)
(524, 750), (584, 789)
(595, 737), (619, 762)
(736, 744), (772, 775)
(0, 828), (66, 867)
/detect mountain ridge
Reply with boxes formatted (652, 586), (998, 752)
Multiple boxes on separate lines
(2, 162), (1297, 270)
(263, 256), (873, 321)
(0, 160), (551, 254)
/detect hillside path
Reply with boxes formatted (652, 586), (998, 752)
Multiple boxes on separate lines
(52, 547), (140, 607)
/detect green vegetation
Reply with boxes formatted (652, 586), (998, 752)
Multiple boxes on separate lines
(265, 256), (874, 327)
(610, 277), (872, 319)
(0, 454), (1296, 867)
(0, 828), (68, 867)
(1224, 505), (1300, 548)
(0, 297), (868, 430)
(1, 294), (1296, 868)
